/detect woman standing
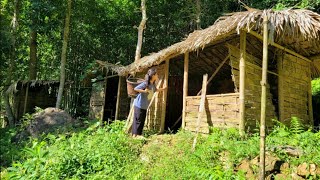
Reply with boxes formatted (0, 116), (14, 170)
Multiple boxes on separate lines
(132, 67), (166, 138)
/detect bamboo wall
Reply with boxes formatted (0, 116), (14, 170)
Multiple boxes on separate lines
(184, 93), (240, 133)
(89, 81), (105, 120)
(278, 53), (311, 125)
(229, 45), (277, 130)
(145, 64), (165, 131)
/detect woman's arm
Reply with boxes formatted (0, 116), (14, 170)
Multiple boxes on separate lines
(134, 82), (149, 93)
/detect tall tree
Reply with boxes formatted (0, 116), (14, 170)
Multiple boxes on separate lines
(135, 0), (147, 62)
(56, 0), (72, 108)
(4, 0), (20, 126)
(29, 13), (37, 80)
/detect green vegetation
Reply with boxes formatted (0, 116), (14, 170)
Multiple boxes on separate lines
(1, 119), (319, 179)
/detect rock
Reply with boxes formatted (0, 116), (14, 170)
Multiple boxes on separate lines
(270, 146), (303, 157)
(237, 159), (256, 180)
(297, 163), (309, 177)
(274, 173), (290, 180)
(250, 153), (282, 173)
(280, 162), (290, 174)
(15, 108), (74, 140)
(291, 173), (304, 180)
(309, 164), (317, 176)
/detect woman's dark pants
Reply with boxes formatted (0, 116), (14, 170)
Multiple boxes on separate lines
(132, 106), (147, 135)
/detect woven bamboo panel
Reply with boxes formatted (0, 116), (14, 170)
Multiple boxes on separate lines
(229, 45), (277, 130)
(145, 64), (165, 131)
(184, 93), (240, 132)
(278, 53), (311, 125)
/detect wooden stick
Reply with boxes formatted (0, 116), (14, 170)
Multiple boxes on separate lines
(197, 55), (229, 96)
(248, 30), (311, 63)
(259, 15), (268, 180)
(277, 56), (284, 122)
(114, 77), (122, 120)
(182, 52), (189, 129)
(239, 30), (246, 137)
(125, 105), (134, 133)
(23, 84), (29, 114)
(192, 74), (208, 152)
(308, 63), (314, 126)
(160, 60), (169, 133)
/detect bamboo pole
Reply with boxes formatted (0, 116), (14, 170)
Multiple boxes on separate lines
(277, 56), (284, 122)
(248, 30), (311, 63)
(182, 52), (189, 129)
(308, 63), (314, 126)
(160, 60), (169, 133)
(239, 30), (246, 137)
(23, 84), (29, 115)
(192, 74), (208, 151)
(259, 15), (269, 180)
(114, 76), (122, 120)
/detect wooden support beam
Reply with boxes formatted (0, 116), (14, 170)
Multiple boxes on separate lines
(308, 64), (314, 126)
(277, 56), (284, 122)
(259, 15), (269, 180)
(192, 74), (208, 151)
(23, 84), (29, 114)
(239, 30), (246, 137)
(248, 30), (311, 63)
(160, 59), (169, 133)
(182, 52), (189, 129)
(114, 77), (122, 120)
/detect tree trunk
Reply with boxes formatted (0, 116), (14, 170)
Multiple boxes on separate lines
(56, 0), (72, 108)
(135, 0), (147, 62)
(4, 0), (20, 127)
(29, 28), (37, 80)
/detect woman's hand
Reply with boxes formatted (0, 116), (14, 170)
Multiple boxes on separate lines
(157, 86), (167, 91)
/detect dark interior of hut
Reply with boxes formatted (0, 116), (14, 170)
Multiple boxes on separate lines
(103, 76), (119, 123)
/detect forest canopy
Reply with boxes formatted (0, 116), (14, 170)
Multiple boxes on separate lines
(1, 0), (320, 117)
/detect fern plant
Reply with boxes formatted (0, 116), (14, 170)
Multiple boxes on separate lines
(290, 117), (304, 134)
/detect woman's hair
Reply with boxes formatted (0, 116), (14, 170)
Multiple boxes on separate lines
(145, 67), (157, 85)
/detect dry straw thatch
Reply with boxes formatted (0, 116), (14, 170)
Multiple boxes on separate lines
(104, 9), (320, 77)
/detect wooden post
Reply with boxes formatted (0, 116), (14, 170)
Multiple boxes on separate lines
(308, 63), (314, 126)
(277, 56), (284, 122)
(182, 52), (189, 129)
(192, 74), (208, 151)
(101, 73), (108, 124)
(160, 59), (169, 133)
(259, 15), (269, 180)
(239, 30), (246, 136)
(23, 84), (30, 115)
(115, 76), (122, 120)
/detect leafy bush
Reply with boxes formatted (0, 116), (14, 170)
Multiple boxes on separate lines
(1, 118), (319, 179)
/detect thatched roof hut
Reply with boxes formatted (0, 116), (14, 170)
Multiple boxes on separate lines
(101, 9), (320, 133)
(111, 9), (320, 77)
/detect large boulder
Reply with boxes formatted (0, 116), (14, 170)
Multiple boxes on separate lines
(15, 108), (74, 140)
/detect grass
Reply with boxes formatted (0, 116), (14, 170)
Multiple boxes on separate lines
(1, 118), (319, 179)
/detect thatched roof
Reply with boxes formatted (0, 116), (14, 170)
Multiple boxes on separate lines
(6, 80), (60, 94)
(107, 9), (320, 77)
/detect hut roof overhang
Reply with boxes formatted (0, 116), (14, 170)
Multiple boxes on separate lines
(110, 9), (320, 77)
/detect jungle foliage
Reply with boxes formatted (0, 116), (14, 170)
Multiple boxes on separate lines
(1, 0), (320, 117)
(0, 119), (319, 179)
